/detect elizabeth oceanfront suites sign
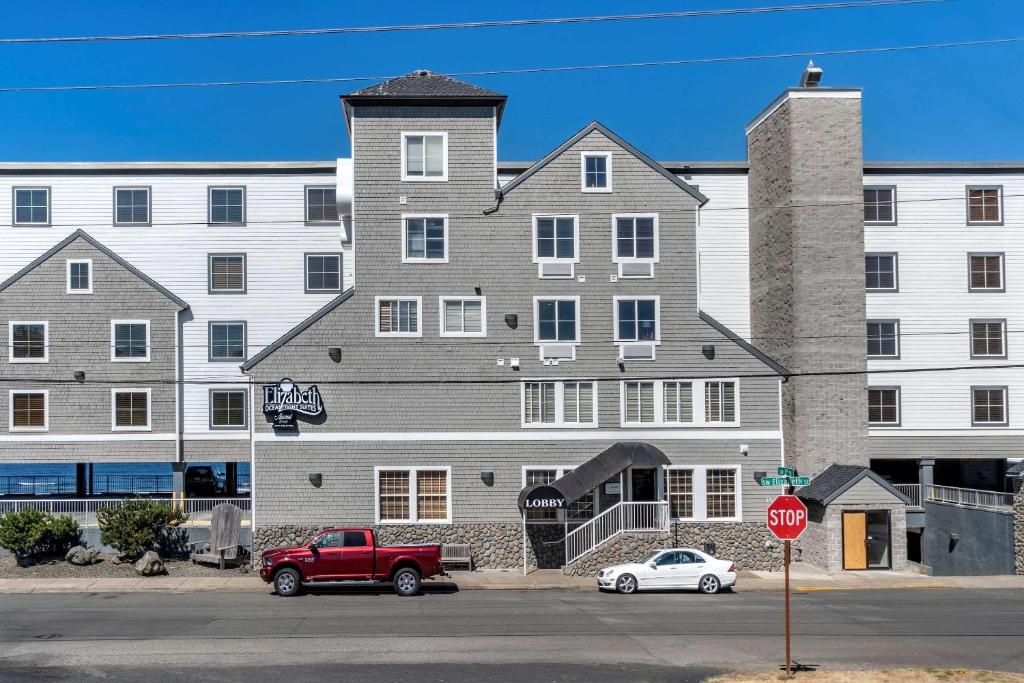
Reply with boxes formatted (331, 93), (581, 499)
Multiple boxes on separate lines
(262, 379), (324, 429)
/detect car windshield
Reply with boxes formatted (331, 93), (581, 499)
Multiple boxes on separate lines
(636, 550), (661, 563)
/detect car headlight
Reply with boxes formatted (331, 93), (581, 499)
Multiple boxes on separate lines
(264, 557), (273, 565)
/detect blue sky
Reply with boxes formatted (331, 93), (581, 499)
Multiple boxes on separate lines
(0, 1), (1021, 162)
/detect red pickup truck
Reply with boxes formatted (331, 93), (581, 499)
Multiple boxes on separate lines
(259, 528), (445, 597)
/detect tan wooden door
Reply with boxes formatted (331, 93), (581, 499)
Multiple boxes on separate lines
(843, 512), (868, 570)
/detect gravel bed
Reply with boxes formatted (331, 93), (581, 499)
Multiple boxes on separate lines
(0, 554), (252, 579)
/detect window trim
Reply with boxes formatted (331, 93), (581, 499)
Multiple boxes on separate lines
(966, 185), (1003, 226)
(532, 295), (582, 351)
(967, 252), (1005, 293)
(401, 214), (449, 264)
(8, 390), (48, 432)
(304, 253), (343, 293)
(304, 185), (340, 225)
(110, 320), (151, 363)
(208, 321), (247, 363)
(8, 321), (49, 364)
(522, 465), (600, 524)
(969, 318), (1008, 360)
(580, 151), (613, 193)
(374, 296), (423, 338)
(531, 214), (580, 271)
(438, 296), (487, 338)
(866, 319), (901, 359)
(665, 464), (743, 523)
(110, 388), (152, 432)
(612, 213), (660, 266)
(971, 385), (1009, 427)
(868, 386), (901, 427)
(208, 388), (249, 430)
(66, 259), (93, 294)
(619, 378), (739, 427)
(400, 132), (449, 182)
(863, 185), (897, 226)
(207, 185), (247, 226)
(12, 186), (51, 227)
(865, 252), (899, 292)
(520, 379), (599, 429)
(207, 253), (247, 295)
(112, 186), (152, 226)
(613, 295), (661, 353)
(373, 466), (452, 524)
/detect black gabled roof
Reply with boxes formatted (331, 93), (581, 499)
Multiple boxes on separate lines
(0, 229), (188, 310)
(241, 288), (355, 372)
(491, 121), (708, 207)
(699, 310), (789, 377)
(797, 464), (911, 506)
(341, 70), (507, 128)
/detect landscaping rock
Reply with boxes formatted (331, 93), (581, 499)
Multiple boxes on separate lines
(65, 546), (101, 566)
(134, 551), (165, 576)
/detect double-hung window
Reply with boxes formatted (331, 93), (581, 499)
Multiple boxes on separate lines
(868, 387), (900, 426)
(867, 320), (900, 358)
(534, 297), (579, 359)
(523, 467), (596, 522)
(967, 186), (1002, 225)
(532, 215), (578, 278)
(13, 187), (50, 226)
(376, 297), (421, 337)
(863, 186), (896, 225)
(111, 389), (151, 431)
(403, 215), (447, 262)
(972, 386), (1008, 425)
(402, 133), (447, 181)
(9, 391), (47, 431)
(111, 320), (150, 362)
(208, 187), (245, 225)
(114, 187), (151, 225)
(210, 389), (247, 429)
(865, 253), (898, 291)
(522, 380), (597, 428)
(305, 254), (342, 292)
(580, 152), (612, 192)
(705, 468), (739, 520)
(704, 381), (737, 424)
(209, 322), (246, 361)
(208, 254), (246, 294)
(66, 259), (92, 294)
(970, 319), (1006, 359)
(665, 465), (741, 522)
(305, 186), (339, 223)
(440, 297), (485, 337)
(9, 322), (48, 363)
(376, 467), (451, 524)
(969, 254), (1004, 291)
(613, 214), (658, 277)
(615, 298), (659, 359)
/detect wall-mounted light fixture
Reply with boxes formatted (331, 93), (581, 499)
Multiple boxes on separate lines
(509, 357), (520, 371)
(504, 313), (518, 329)
(480, 470), (495, 486)
(740, 444), (749, 456)
(702, 343), (716, 360)
(327, 346), (342, 363)
(474, 286), (482, 296)
(73, 370), (86, 383)
(309, 473), (323, 488)
(949, 532), (959, 552)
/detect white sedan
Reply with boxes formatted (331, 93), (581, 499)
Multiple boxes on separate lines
(596, 548), (736, 594)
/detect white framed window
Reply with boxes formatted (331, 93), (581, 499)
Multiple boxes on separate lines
(863, 186), (896, 225)
(210, 389), (248, 430)
(305, 186), (339, 223)
(867, 320), (900, 358)
(111, 388), (151, 432)
(111, 320), (150, 362)
(8, 321), (48, 363)
(401, 132), (448, 181)
(969, 253), (1004, 292)
(114, 187), (151, 225)
(967, 186), (1002, 225)
(13, 187), (50, 226)
(209, 321), (246, 361)
(614, 297), (660, 360)
(402, 214), (448, 263)
(612, 214), (659, 278)
(533, 296), (580, 359)
(9, 390), (48, 432)
(305, 254), (342, 292)
(868, 386), (900, 426)
(522, 466), (597, 523)
(521, 380), (598, 428)
(865, 253), (898, 292)
(439, 297), (486, 337)
(665, 465), (742, 522)
(532, 214), (579, 278)
(66, 259), (92, 294)
(208, 186), (246, 225)
(970, 319), (1007, 359)
(375, 466), (451, 524)
(208, 254), (247, 294)
(580, 151), (612, 192)
(621, 379), (737, 427)
(972, 386), (1008, 426)
(375, 297), (422, 337)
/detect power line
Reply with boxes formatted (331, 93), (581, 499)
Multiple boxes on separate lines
(0, 1), (948, 45)
(2, 35), (1021, 94)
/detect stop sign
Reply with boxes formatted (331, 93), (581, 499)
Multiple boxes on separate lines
(766, 495), (808, 541)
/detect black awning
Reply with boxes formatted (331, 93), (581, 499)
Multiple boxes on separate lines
(518, 442), (671, 508)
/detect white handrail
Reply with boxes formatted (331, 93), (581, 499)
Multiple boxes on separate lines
(893, 483), (921, 507)
(925, 484), (1013, 511)
(0, 497), (252, 527)
(565, 501), (669, 565)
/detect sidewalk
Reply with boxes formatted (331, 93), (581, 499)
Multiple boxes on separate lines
(0, 567), (1021, 594)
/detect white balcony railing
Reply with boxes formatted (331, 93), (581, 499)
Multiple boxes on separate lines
(893, 483), (922, 507)
(565, 501), (669, 565)
(0, 498), (251, 528)
(924, 485), (1013, 512)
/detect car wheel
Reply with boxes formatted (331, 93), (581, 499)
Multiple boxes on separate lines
(274, 567), (301, 597)
(393, 567), (421, 597)
(615, 573), (638, 594)
(698, 574), (721, 595)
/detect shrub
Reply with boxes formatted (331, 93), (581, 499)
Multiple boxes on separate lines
(0, 508), (80, 562)
(97, 499), (189, 560)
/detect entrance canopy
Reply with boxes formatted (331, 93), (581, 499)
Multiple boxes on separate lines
(517, 442), (671, 508)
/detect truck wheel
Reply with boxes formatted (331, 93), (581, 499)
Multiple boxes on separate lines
(274, 567), (301, 597)
(393, 567), (421, 596)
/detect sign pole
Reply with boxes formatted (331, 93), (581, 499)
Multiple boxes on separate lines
(784, 483), (793, 675)
(763, 475), (809, 675)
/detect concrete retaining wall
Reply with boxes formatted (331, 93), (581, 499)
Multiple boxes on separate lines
(922, 502), (1014, 576)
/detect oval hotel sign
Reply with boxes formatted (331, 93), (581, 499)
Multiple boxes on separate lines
(520, 484), (566, 510)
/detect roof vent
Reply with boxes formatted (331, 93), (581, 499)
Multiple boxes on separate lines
(414, 69), (431, 77)
(799, 61), (823, 88)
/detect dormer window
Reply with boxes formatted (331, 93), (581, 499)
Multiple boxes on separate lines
(402, 133), (447, 181)
(581, 152), (612, 192)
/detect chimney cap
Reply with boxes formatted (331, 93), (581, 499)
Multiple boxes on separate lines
(799, 60), (823, 88)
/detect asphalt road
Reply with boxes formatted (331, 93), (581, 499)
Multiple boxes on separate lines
(0, 586), (1022, 682)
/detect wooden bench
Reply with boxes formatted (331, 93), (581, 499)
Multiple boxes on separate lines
(441, 543), (472, 571)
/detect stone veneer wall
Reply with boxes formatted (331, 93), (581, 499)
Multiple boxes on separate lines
(1015, 487), (1024, 575)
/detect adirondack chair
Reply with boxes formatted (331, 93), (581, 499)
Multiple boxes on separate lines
(188, 502), (244, 569)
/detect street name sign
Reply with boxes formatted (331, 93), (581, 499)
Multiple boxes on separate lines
(777, 466), (797, 477)
(789, 476), (811, 487)
(759, 476), (790, 487)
